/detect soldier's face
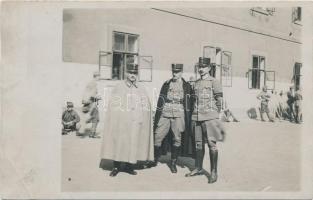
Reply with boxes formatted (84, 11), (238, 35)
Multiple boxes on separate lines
(67, 107), (73, 111)
(198, 65), (210, 76)
(172, 71), (182, 80)
(127, 72), (138, 82)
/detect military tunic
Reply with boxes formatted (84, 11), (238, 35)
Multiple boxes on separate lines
(62, 109), (81, 131)
(154, 78), (185, 147)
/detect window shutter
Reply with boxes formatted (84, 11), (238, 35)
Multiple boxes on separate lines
(99, 51), (113, 80)
(138, 56), (153, 82)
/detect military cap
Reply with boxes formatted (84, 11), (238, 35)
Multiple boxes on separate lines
(126, 63), (139, 74)
(172, 64), (183, 72)
(198, 57), (210, 67)
(67, 102), (74, 108)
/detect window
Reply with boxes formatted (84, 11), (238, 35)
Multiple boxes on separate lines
(250, 7), (275, 16)
(199, 46), (232, 87)
(99, 31), (153, 81)
(248, 55), (266, 89)
(112, 31), (139, 80)
(292, 7), (301, 25)
(221, 51), (232, 87)
(293, 62), (302, 89)
(247, 55), (276, 90)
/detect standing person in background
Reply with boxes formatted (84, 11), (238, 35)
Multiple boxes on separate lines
(294, 86), (302, 124)
(82, 71), (101, 107)
(287, 86), (295, 122)
(278, 90), (289, 120)
(257, 86), (274, 122)
(185, 57), (225, 184)
(269, 90), (281, 121)
(80, 100), (100, 138)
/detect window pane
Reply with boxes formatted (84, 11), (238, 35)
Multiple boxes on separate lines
(259, 57), (265, 70)
(252, 56), (259, 69)
(128, 35), (138, 53)
(294, 63), (301, 75)
(125, 54), (137, 65)
(113, 33), (125, 51)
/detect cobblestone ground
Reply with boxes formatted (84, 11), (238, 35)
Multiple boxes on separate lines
(62, 119), (301, 192)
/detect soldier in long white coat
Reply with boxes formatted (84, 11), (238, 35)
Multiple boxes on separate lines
(100, 64), (154, 177)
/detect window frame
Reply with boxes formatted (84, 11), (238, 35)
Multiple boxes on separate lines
(248, 55), (266, 90)
(293, 62), (302, 89)
(250, 7), (275, 16)
(111, 31), (140, 80)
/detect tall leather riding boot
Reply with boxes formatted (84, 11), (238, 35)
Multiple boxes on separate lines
(185, 149), (204, 177)
(109, 161), (120, 177)
(169, 146), (180, 173)
(147, 146), (161, 168)
(208, 150), (218, 184)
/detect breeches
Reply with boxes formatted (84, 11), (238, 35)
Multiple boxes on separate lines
(154, 116), (185, 147)
(193, 120), (218, 151)
(260, 103), (270, 113)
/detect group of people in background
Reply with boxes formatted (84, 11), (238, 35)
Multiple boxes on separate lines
(257, 85), (302, 124)
(61, 72), (101, 138)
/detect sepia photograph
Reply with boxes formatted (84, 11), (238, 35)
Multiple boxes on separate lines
(0, 1), (313, 199)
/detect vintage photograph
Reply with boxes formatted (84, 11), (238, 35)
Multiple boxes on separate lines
(1, 1), (312, 199)
(61, 7), (303, 191)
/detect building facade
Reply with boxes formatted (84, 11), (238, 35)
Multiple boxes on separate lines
(63, 7), (302, 118)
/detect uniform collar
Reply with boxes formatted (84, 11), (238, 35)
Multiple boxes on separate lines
(201, 74), (214, 81)
(125, 79), (138, 88)
(171, 78), (182, 83)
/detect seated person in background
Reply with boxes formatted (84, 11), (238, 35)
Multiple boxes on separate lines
(80, 100), (100, 138)
(221, 100), (239, 122)
(62, 102), (81, 135)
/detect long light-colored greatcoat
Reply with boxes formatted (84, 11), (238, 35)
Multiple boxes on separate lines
(100, 81), (154, 164)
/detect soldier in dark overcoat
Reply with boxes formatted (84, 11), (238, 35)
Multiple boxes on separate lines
(150, 64), (194, 173)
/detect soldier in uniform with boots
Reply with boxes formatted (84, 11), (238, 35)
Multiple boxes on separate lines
(150, 64), (193, 173)
(185, 57), (225, 184)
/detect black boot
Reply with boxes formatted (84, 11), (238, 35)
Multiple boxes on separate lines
(146, 146), (161, 168)
(109, 161), (120, 177)
(169, 146), (179, 173)
(208, 150), (218, 184)
(125, 163), (137, 175)
(185, 149), (204, 177)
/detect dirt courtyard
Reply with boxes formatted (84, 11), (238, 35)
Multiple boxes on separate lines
(62, 120), (301, 192)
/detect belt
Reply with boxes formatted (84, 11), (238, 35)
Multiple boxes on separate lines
(165, 98), (184, 104)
